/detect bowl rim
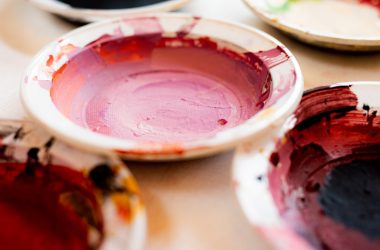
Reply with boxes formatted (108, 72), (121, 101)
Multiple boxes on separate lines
(29, 0), (191, 22)
(243, 0), (380, 50)
(21, 13), (304, 160)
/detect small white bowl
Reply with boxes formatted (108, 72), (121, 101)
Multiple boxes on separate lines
(29, 0), (191, 22)
(21, 13), (303, 161)
(243, 0), (380, 51)
(0, 120), (146, 250)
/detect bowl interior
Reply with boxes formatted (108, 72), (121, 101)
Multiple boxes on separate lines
(22, 14), (302, 159)
(268, 84), (380, 249)
(51, 28), (271, 144)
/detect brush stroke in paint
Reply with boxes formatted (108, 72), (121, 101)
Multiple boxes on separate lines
(268, 86), (380, 250)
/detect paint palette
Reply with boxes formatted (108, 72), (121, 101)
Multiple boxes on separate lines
(21, 14), (303, 160)
(29, 0), (191, 22)
(243, 0), (380, 51)
(0, 120), (146, 250)
(233, 82), (380, 250)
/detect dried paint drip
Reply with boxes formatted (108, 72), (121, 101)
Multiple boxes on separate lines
(58, 0), (170, 9)
(0, 148), (103, 250)
(51, 33), (271, 143)
(268, 86), (380, 250)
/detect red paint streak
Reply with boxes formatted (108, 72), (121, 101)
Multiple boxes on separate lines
(360, 0), (380, 11)
(46, 55), (54, 67)
(122, 16), (163, 35)
(254, 46), (290, 69)
(115, 143), (185, 156)
(268, 86), (380, 250)
(0, 162), (103, 250)
(176, 16), (201, 37)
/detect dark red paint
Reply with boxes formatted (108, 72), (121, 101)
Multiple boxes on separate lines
(0, 158), (103, 250)
(268, 86), (380, 250)
(360, 0), (380, 11)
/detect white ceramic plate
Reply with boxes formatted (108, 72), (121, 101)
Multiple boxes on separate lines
(29, 0), (191, 22)
(244, 0), (380, 51)
(21, 13), (303, 161)
(0, 120), (146, 250)
(233, 81), (380, 249)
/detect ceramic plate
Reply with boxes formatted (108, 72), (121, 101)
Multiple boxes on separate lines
(22, 13), (303, 161)
(0, 120), (146, 250)
(233, 82), (380, 249)
(29, 0), (191, 22)
(244, 0), (380, 51)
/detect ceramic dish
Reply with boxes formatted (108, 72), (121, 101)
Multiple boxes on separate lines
(0, 120), (146, 250)
(22, 13), (303, 161)
(243, 0), (380, 51)
(29, 0), (191, 22)
(233, 82), (380, 250)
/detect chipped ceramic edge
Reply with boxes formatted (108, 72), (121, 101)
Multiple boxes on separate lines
(0, 120), (146, 250)
(21, 13), (303, 161)
(232, 81), (380, 250)
(243, 0), (380, 51)
(28, 0), (191, 22)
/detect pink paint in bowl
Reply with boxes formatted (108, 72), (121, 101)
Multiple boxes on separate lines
(51, 33), (271, 144)
(22, 14), (302, 160)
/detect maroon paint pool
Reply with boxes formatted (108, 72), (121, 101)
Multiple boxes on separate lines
(0, 148), (103, 250)
(50, 33), (271, 143)
(268, 85), (380, 250)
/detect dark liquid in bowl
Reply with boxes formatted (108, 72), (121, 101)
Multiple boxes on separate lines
(58, 0), (170, 9)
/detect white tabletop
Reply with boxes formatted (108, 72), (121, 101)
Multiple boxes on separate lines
(0, 0), (379, 249)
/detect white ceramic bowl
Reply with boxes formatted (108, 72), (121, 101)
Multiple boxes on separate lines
(0, 120), (146, 250)
(21, 13), (303, 161)
(233, 82), (380, 250)
(243, 0), (380, 51)
(29, 0), (191, 22)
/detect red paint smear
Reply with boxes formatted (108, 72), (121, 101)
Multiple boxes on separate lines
(360, 0), (380, 11)
(46, 55), (54, 67)
(115, 143), (185, 156)
(122, 16), (163, 35)
(268, 86), (380, 250)
(0, 161), (103, 250)
(176, 16), (201, 38)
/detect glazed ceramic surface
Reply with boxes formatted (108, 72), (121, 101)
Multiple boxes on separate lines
(233, 82), (380, 250)
(21, 13), (303, 161)
(243, 0), (380, 51)
(29, 0), (191, 22)
(0, 120), (146, 250)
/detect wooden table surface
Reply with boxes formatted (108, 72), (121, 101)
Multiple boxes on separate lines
(0, 0), (379, 249)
